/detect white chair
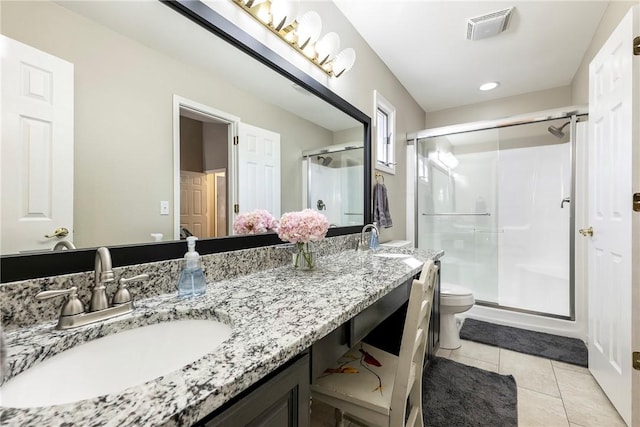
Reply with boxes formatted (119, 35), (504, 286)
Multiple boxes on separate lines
(311, 260), (438, 427)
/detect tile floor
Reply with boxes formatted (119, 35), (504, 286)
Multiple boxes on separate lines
(436, 339), (626, 426)
(310, 339), (627, 427)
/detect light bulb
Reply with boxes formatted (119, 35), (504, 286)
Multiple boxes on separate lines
(245, 0), (270, 23)
(315, 32), (340, 65)
(296, 11), (321, 49)
(301, 42), (316, 59)
(271, 0), (298, 31)
(332, 48), (356, 77)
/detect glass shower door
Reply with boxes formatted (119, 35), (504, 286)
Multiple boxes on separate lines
(416, 118), (573, 318)
(496, 120), (571, 316)
(417, 129), (500, 304)
(305, 147), (363, 226)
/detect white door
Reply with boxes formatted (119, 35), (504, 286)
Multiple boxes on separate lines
(235, 123), (281, 223)
(1, 35), (74, 254)
(587, 6), (639, 425)
(180, 171), (209, 238)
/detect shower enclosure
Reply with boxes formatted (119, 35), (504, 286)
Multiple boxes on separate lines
(411, 109), (587, 319)
(302, 144), (364, 226)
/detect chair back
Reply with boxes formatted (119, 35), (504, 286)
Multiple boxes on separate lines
(390, 259), (438, 427)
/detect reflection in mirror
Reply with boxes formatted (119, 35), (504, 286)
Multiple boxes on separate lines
(0, 0), (366, 256)
(303, 142), (364, 227)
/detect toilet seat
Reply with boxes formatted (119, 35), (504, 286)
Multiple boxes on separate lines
(441, 283), (475, 307)
(441, 283), (473, 296)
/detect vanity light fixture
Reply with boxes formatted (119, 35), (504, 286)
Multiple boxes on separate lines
(232, 0), (356, 78)
(479, 81), (500, 91)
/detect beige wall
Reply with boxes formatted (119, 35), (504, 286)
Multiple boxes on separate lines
(333, 127), (364, 146)
(571, 1), (637, 105)
(425, 86), (573, 129)
(1, 1), (337, 248)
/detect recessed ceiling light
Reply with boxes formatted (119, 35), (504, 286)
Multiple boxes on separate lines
(479, 81), (500, 91)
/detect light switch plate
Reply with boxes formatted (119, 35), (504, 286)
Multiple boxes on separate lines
(160, 201), (169, 215)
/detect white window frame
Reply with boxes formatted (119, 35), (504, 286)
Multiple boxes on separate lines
(374, 90), (396, 175)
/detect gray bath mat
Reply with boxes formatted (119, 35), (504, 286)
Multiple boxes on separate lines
(424, 357), (517, 426)
(460, 318), (588, 367)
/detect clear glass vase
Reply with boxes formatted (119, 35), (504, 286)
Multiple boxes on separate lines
(292, 243), (316, 270)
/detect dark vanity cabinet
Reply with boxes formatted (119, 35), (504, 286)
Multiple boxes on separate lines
(311, 259), (442, 379)
(196, 260), (441, 427)
(342, 259), (441, 362)
(197, 353), (310, 427)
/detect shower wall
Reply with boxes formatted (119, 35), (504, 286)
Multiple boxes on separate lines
(305, 148), (364, 226)
(498, 144), (570, 316)
(418, 119), (572, 318)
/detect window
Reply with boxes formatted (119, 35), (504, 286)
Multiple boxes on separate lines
(374, 90), (396, 174)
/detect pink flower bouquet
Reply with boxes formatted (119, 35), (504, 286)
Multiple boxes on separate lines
(233, 209), (278, 235)
(277, 209), (329, 269)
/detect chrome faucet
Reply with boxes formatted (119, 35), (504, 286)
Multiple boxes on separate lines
(356, 223), (379, 251)
(53, 240), (76, 250)
(91, 247), (115, 312)
(35, 247), (149, 330)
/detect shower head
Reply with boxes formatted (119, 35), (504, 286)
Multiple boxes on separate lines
(548, 121), (570, 138)
(317, 156), (333, 166)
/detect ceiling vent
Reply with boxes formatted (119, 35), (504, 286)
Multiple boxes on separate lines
(466, 7), (513, 41)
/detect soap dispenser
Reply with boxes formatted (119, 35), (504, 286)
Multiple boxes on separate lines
(369, 222), (380, 250)
(178, 236), (206, 298)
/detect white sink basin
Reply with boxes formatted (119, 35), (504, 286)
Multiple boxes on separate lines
(373, 253), (411, 259)
(1, 319), (232, 408)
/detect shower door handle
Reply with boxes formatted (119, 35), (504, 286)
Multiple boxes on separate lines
(560, 197), (571, 208)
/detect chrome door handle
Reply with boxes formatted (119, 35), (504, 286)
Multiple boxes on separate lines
(579, 227), (593, 237)
(561, 197), (571, 208)
(45, 227), (69, 238)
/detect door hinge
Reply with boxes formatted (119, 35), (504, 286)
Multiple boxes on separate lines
(633, 352), (640, 370)
(234, 204), (239, 214)
(233, 136), (239, 145)
(634, 36), (640, 56)
(634, 193), (640, 212)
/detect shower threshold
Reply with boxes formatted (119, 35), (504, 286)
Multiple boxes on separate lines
(474, 300), (573, 321)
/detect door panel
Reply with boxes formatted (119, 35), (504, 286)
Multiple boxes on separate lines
(236, 123), (281, 224)
(587, 6), (638, 424)
(180, 171), (209, 238)
(1, 35), (74, 254)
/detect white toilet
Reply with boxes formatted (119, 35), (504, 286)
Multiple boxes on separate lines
(439, 282), (475, 350)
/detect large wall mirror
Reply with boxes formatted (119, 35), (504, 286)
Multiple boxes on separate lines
(0, 0), (371, 282)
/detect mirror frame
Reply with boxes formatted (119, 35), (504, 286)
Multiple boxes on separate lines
(0, 0), (372, 283)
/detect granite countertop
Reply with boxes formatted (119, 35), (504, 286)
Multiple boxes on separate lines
(0, 247), (442, 426)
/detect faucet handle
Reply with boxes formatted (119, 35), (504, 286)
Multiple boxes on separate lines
(113, 274), (149, 305)
(36, 286), (85, 316)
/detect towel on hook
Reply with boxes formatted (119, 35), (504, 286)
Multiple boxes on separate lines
(373, 182), (393, 228)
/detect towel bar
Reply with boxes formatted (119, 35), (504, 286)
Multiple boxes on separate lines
(422, 212), (491, 216)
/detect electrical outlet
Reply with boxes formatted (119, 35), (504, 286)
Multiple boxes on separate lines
(160, 201), (169, 215)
